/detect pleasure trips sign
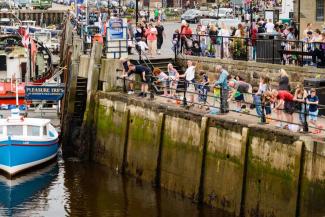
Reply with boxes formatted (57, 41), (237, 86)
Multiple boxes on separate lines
(25, 85), (65, 101)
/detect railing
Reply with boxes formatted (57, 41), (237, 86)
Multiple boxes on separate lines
(116, 75), (325, 134)
(174, 34), (325, 67)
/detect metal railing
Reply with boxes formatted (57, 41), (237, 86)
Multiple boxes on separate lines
(174, 34), (325, 67)
(116, 75), (325, 134)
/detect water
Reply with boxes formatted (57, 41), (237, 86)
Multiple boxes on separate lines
(0, 156), (227, 217)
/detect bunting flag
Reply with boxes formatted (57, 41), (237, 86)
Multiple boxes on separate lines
(21, 27), (30, 48)
(102, 21), (107, 36)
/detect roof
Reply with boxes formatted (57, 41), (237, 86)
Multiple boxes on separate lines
(0, 117), (51, 126)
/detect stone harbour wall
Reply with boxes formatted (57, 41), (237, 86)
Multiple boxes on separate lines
(84, 92), (325, 217)
(177, 55), (325, 88)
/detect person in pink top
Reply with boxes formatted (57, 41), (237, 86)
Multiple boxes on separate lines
(145, 23), (158, 57)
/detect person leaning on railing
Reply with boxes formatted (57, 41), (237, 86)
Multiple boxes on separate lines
(123, 64), (152, 98)
(214, 65), (229, 113)
(293, 84), (308, 131)
(311, 33), (325, 67)
(307, 88), (323, 134)
(178, 60), (196, 105)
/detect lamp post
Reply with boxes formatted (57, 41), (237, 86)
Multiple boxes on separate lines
(250, 0), (253, 37)
(136, 0), (138, 24)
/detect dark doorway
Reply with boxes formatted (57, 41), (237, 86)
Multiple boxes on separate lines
(21, 62), (26, 82)
(0, 56), (7, 71)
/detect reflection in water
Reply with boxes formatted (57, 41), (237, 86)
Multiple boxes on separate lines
(0, 156), (227, 217)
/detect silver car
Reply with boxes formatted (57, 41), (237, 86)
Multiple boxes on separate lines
(181, 9), (202, 23)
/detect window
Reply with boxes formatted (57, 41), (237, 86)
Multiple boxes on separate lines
(316, 0), (324, 21)
(43, 126), (47, 136)
(0, 126), (3, 135)
(27, 126), (40, 136)
(7, 125), (23, 136)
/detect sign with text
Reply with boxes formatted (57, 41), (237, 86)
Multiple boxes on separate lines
(25, 85), (65, 101)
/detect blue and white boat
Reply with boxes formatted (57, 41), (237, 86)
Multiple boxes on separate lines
(0, 109), (59, 175)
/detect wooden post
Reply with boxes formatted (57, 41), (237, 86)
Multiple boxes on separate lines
(198, 116), (209, 204)
(154, 113), (166, 187)
(121, 109), (130, 174)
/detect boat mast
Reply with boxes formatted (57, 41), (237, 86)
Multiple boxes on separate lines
(27, 37), (31, 83)
(15, 78), (18, 106)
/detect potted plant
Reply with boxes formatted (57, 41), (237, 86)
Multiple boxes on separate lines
(230, 38), (248, 60)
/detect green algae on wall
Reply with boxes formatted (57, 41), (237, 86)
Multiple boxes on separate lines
(92, 103), (127, 170)
(203, 126), (247, 215)
(160, 115), (202, 200)
(87, 93), (325, 216)
(126, 108), (161, 183)
(244, 136), (303, 217)
(300, 144), (325, 217)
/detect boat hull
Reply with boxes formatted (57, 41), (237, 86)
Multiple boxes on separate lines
(0, 139), (59, 175)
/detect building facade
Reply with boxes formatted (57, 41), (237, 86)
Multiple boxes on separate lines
(297, 0), (325, 38)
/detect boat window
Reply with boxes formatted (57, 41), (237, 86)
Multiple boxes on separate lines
(43, 126), (47, 136)
(0, 126), (3, 135)
(7, 125), (23, 136)
(27, 125), (40, 136)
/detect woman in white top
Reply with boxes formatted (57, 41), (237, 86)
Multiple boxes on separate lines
(218, 22), (230, 58)
(167, 63), (179, 98)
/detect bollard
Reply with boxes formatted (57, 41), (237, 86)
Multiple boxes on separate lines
(221, 37), (224, 59)
(182, 80), (187, 107)
(303, 99), (309, 133)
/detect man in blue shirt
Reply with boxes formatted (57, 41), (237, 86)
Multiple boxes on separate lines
(126, 64), (152, 97)
(215, 65), (229, 113)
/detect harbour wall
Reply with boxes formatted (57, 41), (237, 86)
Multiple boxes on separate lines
(77, 91), (325, 217)
(60, 39), (325, 216)
(177, 55), (325, 87)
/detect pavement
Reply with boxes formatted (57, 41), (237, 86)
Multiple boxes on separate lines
(129, 21), (195, 60)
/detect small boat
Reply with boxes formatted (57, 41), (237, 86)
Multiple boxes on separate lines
(0, 109), (60, 175)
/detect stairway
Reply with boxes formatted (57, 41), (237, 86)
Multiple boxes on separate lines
(131, 58), (184, 73)
(130, 57), (186, 94)
(73, 77), (88, 122)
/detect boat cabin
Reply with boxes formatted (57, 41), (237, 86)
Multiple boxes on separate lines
(0, 117), (55, 138)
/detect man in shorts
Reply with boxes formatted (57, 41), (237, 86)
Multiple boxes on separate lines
(272, 89), (295, 127)
(121, 58), (135, 94)
(127, 64), (152, 97)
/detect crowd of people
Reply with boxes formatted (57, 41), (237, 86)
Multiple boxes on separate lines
(128, 18), (166, 57)
(176, 18), (325, 66)
(121, 58), (323, 134)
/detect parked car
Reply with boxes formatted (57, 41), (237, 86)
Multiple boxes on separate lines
(181, 9), (202, 23)
(209, 8), (233, 19)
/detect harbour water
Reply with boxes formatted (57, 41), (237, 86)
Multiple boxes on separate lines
(0, 154), (228, 217)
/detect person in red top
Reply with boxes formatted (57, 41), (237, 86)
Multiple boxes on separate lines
(272, 90), (295, 127)
(180, 21), (192, 53)
(251, 23), (258, 60)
